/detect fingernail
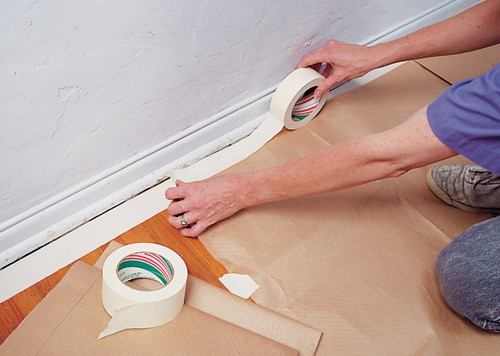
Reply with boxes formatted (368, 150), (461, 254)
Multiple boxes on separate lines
(314, 90), (323, 99)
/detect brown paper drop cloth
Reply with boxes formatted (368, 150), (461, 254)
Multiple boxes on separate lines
(199, 60), (500, 354)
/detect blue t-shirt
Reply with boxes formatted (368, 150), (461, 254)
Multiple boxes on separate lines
(427, 64), (500, 174)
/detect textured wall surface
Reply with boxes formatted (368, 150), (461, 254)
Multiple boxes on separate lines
(0, 1), (476, 247)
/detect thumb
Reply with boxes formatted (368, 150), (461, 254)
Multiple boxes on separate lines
(315, 71), (346, 97)
(175, 180), (186, 187)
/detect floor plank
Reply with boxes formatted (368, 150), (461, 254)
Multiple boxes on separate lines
(0, 210), (227, 344)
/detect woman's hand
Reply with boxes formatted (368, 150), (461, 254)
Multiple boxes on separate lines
(297, 39), (385, 98)
(165, 174), (251, 237)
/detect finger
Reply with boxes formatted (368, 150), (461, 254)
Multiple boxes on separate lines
(296, 55), (310, 69)
(167, 199), (188, 216)
(167, 211), (188, 228)
(165, 185), (185, 200)
(167, 211), (192, 229)
(168, 214), (184, 229)
(297, 53), (320, 69)
(296, 47), (326, 69)
(165, 179), (189, 200)
(314, 71), (347, 98)
(180, 221), (208, 238)
(298, 46), (336, 69)
(175, 180), (186, 187)
(168, 214), (178, 228)
(183, 209), (206, 225)
(313, 63), (334, 98)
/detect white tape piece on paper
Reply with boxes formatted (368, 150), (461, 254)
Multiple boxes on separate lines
(98, 243), (188, 339)
(219, 273), (260, 299)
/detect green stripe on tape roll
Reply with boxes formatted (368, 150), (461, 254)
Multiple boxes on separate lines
(118, 260), (168, 285)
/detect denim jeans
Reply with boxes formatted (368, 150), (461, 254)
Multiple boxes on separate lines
(436, 215), (500, 332)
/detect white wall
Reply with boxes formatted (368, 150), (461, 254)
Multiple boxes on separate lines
(0, 0), (479, 266)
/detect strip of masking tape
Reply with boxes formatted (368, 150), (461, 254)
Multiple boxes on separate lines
(170, 67), (327, 183)
(98, 243), (188, 339)
(0, 67), (328, 304)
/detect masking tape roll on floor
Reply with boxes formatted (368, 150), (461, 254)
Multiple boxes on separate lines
(99, 243), (188, 339)
(170, 67), (328, 183)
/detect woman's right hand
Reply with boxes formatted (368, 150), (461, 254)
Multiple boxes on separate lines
(297, 39), (385, 98)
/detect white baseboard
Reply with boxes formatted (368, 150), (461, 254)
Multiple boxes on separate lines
(0, 91), (273, 268)
(0, 0), (479, 269)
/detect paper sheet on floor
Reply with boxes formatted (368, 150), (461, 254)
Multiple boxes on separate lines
(0, 242), (321, 355)
(198, 59), (500, 354)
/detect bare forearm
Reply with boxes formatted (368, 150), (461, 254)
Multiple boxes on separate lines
(241, 107), (457, 207)
(373, 1), (500, 67)
(243, 137), (394, 206)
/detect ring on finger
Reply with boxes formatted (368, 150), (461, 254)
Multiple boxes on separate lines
(178, 214), (189, 228)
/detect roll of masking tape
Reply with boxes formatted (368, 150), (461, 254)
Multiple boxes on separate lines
(170, 67), (328, 183)
(272, 67), (327, 130)
(99, 243), (188, 339)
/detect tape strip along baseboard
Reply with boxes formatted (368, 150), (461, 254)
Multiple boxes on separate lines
(170, 67), (328, 183)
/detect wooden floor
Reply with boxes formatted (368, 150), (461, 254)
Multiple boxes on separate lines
(0, 209), (228, 344)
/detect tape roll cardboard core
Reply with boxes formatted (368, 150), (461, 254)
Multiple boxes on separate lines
(292, 86), (320, 121)
(117, 251), (174, 287)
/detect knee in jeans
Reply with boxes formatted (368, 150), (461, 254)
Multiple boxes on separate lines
(436, 244), (500, 332)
